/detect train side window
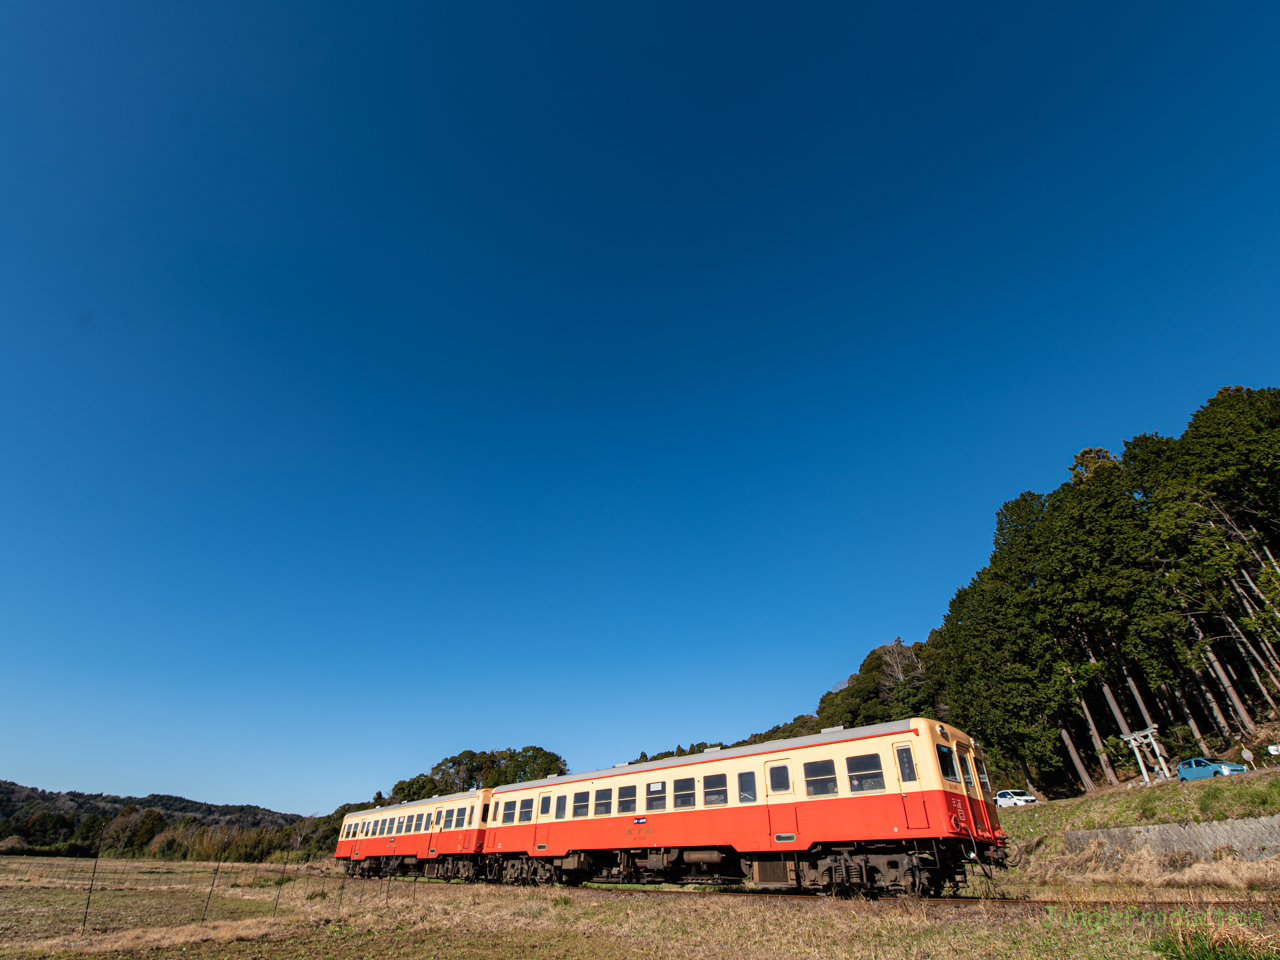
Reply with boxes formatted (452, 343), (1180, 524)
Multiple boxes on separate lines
(502, 801), (517, 824)
(847, 754), (886, 792)
(618, 785), (636, 813)
(540, 795), (552, 816)
(936, 744), (960, 782)
(361, 822), (367, 836)
(803, 760), (838, 797)
(769, 766), (790, 792)
(519, 798), (534, 822)
(572, 792), (590, 817)
(646, 782), (666, 811)
(481, 803), (490, 823)
(673, 778), (695, 808)
(443, 810), (454, 830)
(960, 756), (975, 788)
(897, 746), (918, 782)
(975, 757), (992, 793)
(555, 795), (567, 819)
(436, 810), (444, 826)
(399, 816), (408, 833)
(415, 813), (425, 832)
(738, 772), (757, 802)
(703, 774), (728, 805)
(594, 788), (613, 816)
(381, 819), (390, 836)
(460, 806), (470, 825)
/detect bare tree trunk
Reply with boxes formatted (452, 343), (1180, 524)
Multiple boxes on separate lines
(1203, 645), (1257, 736)
(1017, 757), (1045, 801)
(1112, 648), (1168, 765)
(1165, 682), (1211, 755)
(1060, 725), (1097, 792)
(1079, 696), (1120, 785)
(1186, 613), (1249, 737)
(1228, 586), (1280, 677)
(1239, 645), (1278, 717)
(1083, 645), (1133, 735)
(1189, 667), (1234, 739)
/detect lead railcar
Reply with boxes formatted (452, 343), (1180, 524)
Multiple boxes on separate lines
(334, 718), (1006, 896)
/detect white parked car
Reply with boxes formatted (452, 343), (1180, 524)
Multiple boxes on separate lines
(995, 789), (1038, 808)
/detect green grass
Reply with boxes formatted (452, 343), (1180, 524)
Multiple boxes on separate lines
(1000, 768), (1280, 840)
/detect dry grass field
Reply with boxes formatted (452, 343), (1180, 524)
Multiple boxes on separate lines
(2, 857), (1279, 960)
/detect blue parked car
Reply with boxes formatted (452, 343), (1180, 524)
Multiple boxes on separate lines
(1177, 757), (1248, 781)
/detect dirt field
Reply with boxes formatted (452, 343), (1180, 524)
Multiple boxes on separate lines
(2, 857), (1278, 960)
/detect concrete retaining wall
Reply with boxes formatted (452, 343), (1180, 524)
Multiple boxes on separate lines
(1064, 813), (1280, 862)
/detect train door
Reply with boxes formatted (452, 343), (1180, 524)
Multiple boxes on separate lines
(955, 745), (992, 839)
(533, 791), (553, 852)
(891, 741), (930, 830)
(764, 759), (797, 847)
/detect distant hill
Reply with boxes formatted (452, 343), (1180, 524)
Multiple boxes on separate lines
(0, 779), (351, 861)
(0, 779), (301, 830)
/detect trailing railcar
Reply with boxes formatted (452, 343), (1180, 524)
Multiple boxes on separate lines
(335, 718), (1005, 895)
(335, 788), (490, 880)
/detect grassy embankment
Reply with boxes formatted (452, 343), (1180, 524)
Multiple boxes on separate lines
(3, 856), (1280, 960)
(999, 768), (1280, 842)
(993, 768), (1280, 897)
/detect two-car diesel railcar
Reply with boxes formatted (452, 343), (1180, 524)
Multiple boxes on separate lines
(334, 718), (1006, 896)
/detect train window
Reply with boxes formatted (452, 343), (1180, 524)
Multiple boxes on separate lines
(703, 774), (728, 805)
(960, 756), (975, 788)
(458, 806), (468, 825)
(381, 819), (390, 836)
(519, 798), (535, 822)
(443, 810), (454, 830)
(847, 754), (886, 792)
(936, 744), (960, 782)
(803, 760), (838, 797)
(469, 806), (476, 826)
(481, 803), (490, 823)
(436, 810), (444, 826)
(555, 795), (567, 819)
(646, 782), (666, 811)
(540, 795), (552, 816)
(673, 778), (695, 808)
(398, 816), (407, 833)
(594, 788), (613, 816)
(572, 792), (590, 817)
(738, 772), (757, 803)
(618, 785), (637, 813)
(975, 757), (992, 793)
(897, 747), (918, 783)
(502, 801), (517, 824)
(769, 766), (790, 792)
(415, 813), (424, 832)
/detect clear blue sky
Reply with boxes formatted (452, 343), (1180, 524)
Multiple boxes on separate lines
(3, 2), (1279, 816)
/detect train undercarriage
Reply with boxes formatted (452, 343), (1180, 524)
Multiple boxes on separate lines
(343, 838), (1004, 897)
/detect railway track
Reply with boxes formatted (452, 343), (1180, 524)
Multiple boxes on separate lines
(574, 885), (1276, 910)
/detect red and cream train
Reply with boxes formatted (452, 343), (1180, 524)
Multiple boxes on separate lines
(334, 718), (1006, 896)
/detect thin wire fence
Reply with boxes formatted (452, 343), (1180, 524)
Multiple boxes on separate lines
(0, 854), (450, 938)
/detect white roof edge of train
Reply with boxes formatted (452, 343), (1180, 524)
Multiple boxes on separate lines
(342, 787), (482, 820)
(492, 717), (922, 794)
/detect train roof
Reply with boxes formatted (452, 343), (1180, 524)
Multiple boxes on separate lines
(492, 718), (919, 794)
(343, 786), (482, 820)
